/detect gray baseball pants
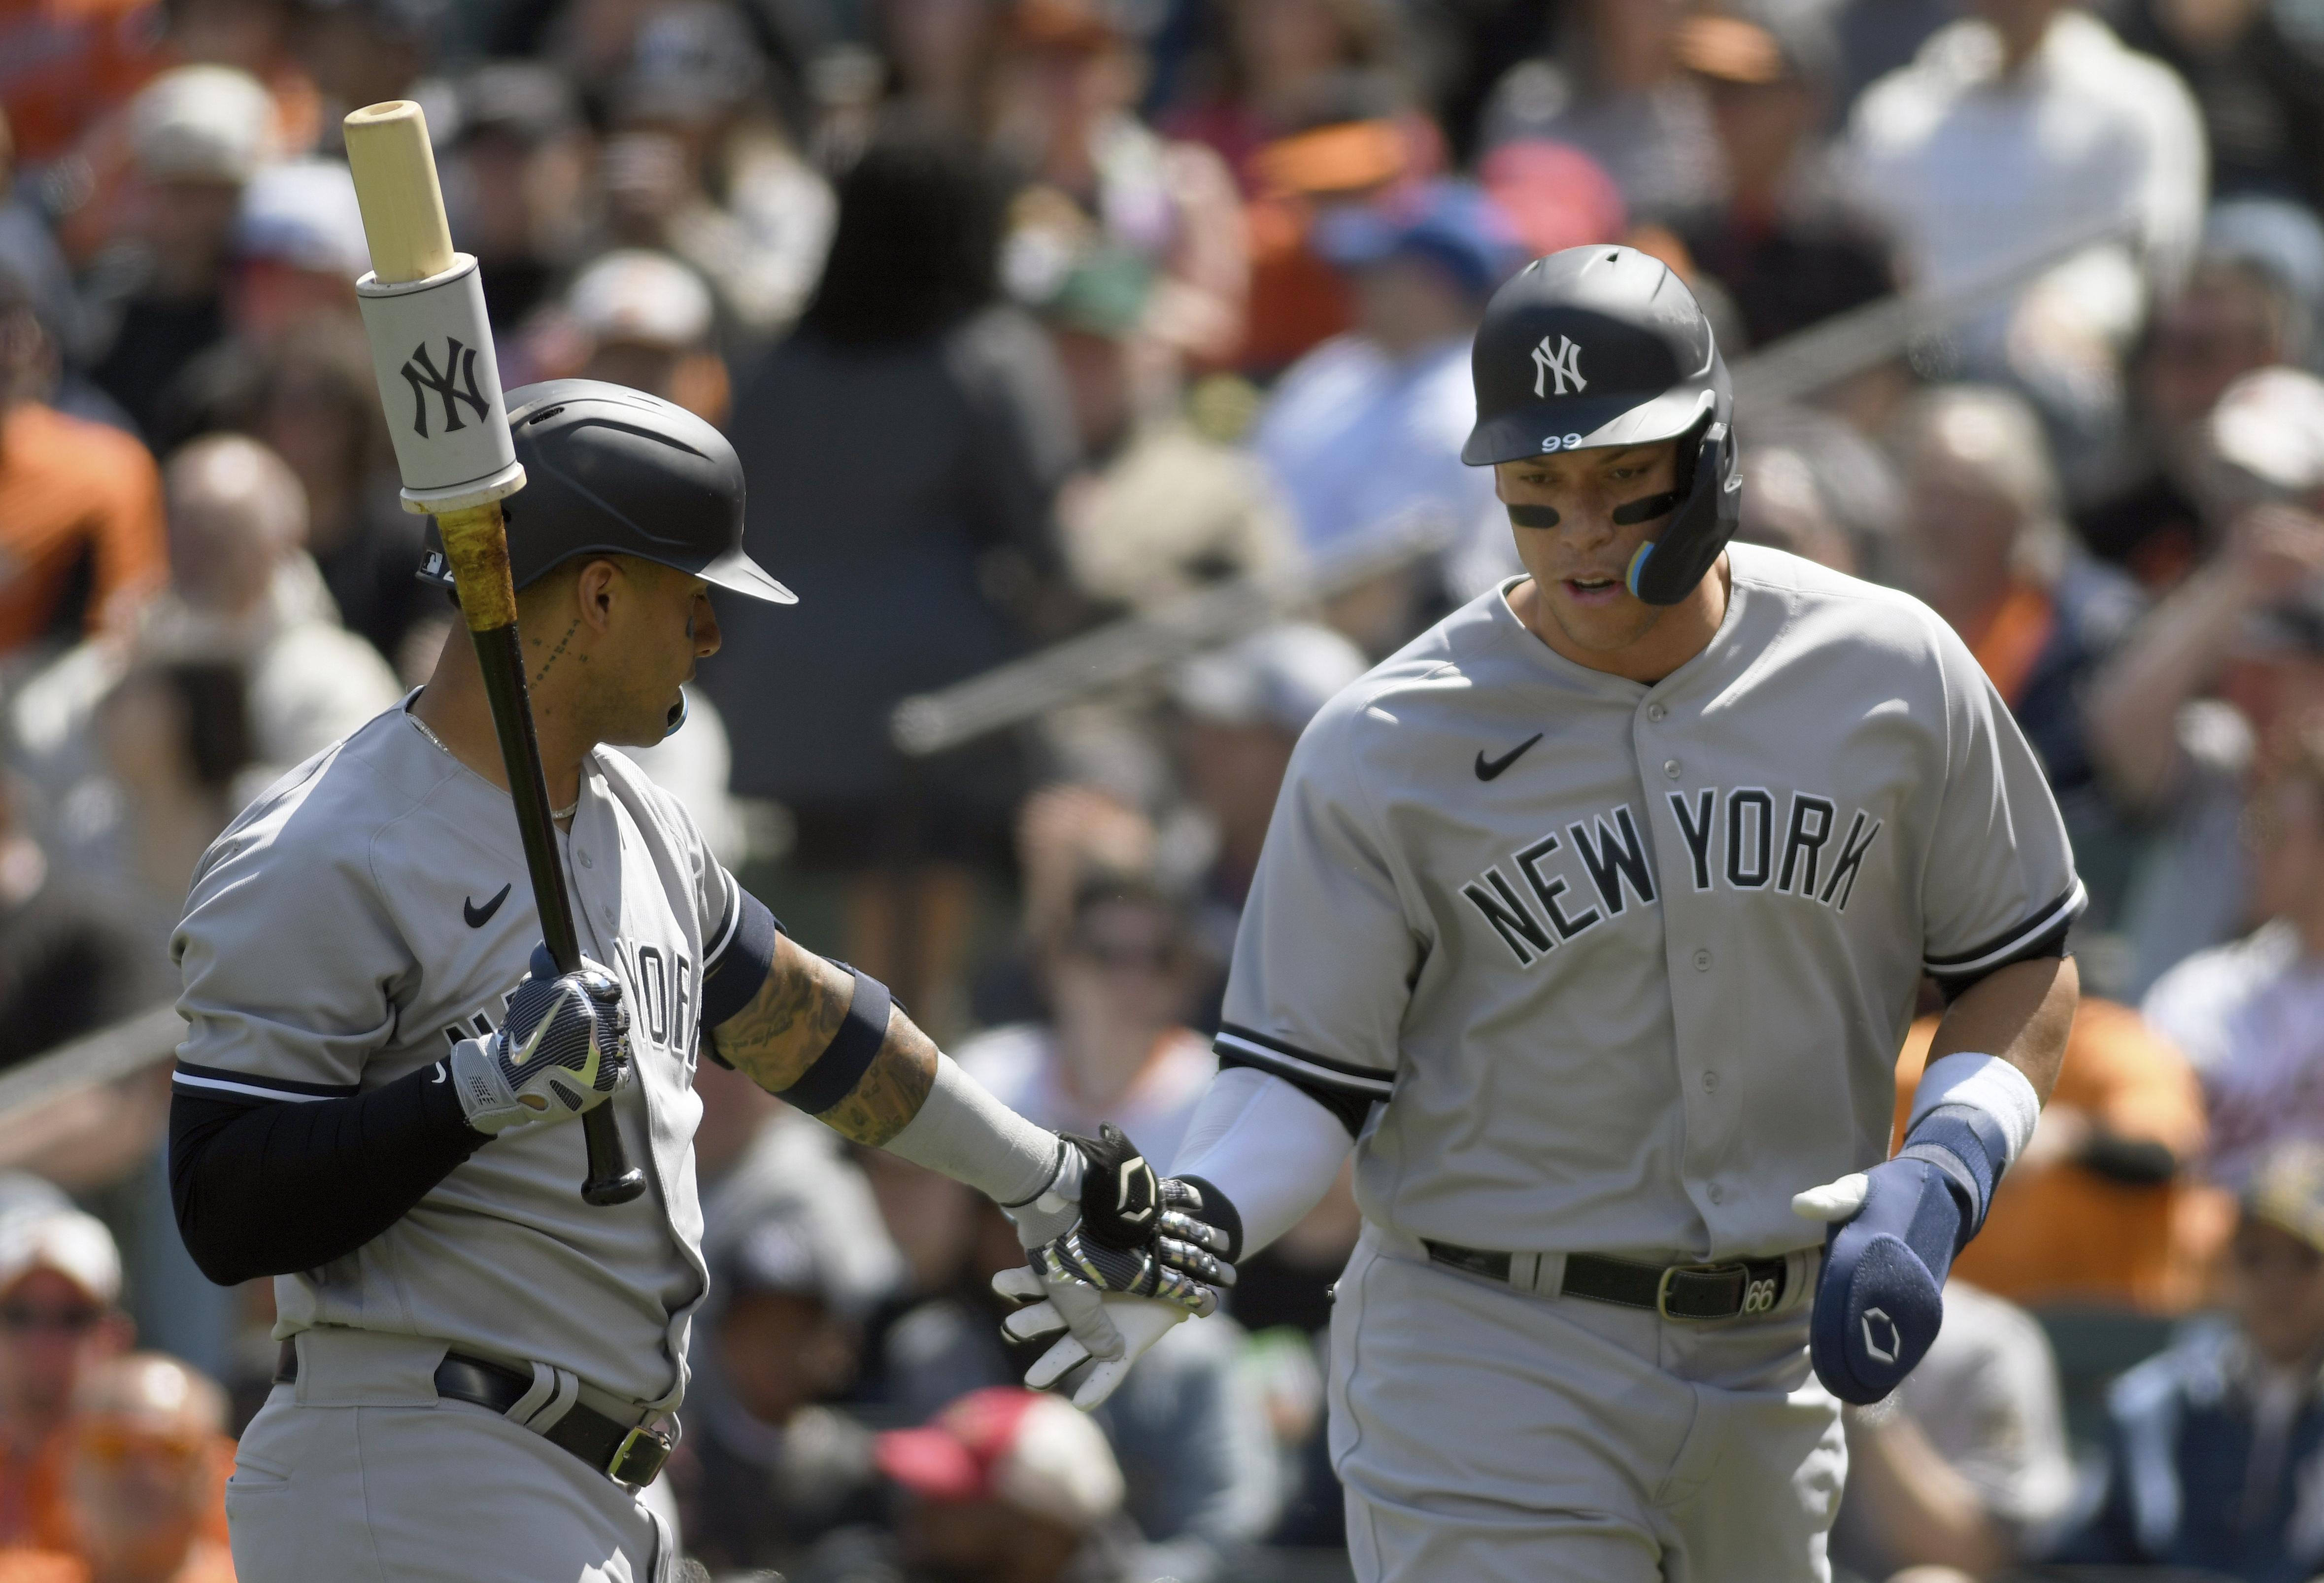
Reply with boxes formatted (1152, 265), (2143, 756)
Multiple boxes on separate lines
(1329, 1224), (1845, 1582)
(225, 1331), (675, 1583)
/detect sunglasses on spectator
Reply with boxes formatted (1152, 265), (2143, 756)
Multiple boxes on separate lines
(0, 1303), (102, 1335)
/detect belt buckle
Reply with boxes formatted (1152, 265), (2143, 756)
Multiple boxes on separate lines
(606, 1424), (674, 1488)
(1655, 1261), (1747, 1322)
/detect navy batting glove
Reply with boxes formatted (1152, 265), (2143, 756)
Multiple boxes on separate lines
(1793, 1158), (1964, 1404)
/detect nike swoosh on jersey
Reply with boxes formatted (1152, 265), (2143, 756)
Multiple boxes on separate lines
(1474, 734), (1544, 782)
(464, 884), (513, 929)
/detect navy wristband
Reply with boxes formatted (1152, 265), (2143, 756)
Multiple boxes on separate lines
(775, 967), (893, 1115)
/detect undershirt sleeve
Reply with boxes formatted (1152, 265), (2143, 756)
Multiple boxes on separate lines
(169, 1061), (487, 1286)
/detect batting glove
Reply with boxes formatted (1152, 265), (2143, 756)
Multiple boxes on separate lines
(998, 1125), (1237, 1408)
(450, 944), (633, 1136)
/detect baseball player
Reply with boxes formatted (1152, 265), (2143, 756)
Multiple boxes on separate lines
(1003, 247), (2084, 1579)
(168, 381), (1230, 1583)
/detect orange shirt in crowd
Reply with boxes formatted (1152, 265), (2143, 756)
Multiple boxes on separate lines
(1893, 998), (2233, 1312)
(0, 0), (161, 169)
(0, 1431), (72, 1555)
(0, 403), (165, 656)
(0, 1540), (235, 1583)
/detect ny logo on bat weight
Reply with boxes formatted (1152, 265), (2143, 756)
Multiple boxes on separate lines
(401, 338), (492, 439)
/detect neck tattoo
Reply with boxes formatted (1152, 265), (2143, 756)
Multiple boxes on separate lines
(531, 618), (581, 690)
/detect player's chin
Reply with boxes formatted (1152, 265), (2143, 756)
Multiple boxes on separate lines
(1545, 579), (1653, 647)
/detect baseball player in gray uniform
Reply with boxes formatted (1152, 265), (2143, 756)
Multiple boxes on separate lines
(1001, 248), (2085, 1579)
(168, 382), (1231, 1583)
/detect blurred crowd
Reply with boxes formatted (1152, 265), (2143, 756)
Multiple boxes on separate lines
(0, 0), (2319, 1577)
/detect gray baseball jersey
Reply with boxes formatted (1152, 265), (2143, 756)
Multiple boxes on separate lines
(173, 697), (753, 1410)
(1215, 544), (2083, 1261)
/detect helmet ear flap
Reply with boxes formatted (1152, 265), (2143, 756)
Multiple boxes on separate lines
(1624, 418), (1739, 607)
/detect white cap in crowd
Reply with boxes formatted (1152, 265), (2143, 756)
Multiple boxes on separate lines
(1172, 622), (1370, 738)
(877, 1386), (1125, 1533)
(236, 158), (372, 277)
(2209, 366), (2324, 496)
(0, 1204), (122, 1306)
(567, 250), (715, 349)
(130, 65), (276, 184)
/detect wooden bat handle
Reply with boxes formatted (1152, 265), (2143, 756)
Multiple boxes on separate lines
(437, 505), (646, 1208)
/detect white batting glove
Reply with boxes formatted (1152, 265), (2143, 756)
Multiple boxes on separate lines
(450, 947), (632, 1136)
(997, 1125), (1234, 1408)
(992, 1268), (1186, 1410)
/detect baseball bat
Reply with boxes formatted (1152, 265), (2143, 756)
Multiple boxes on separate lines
(344, 102), (645, 1207)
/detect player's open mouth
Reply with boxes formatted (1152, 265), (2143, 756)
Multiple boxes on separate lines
(1563, 576), (1624, 605)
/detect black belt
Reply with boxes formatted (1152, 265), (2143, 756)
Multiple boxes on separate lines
(1421, 1241), (1790, 1321)
(274, 1340), (673, 1488)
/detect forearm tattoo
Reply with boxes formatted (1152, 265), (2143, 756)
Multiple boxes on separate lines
(707, 937), (937, 1146)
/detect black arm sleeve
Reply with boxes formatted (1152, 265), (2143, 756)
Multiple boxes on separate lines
(169, 1062), (490, 1286)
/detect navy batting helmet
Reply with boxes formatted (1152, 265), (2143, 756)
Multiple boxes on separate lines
(1462, 245), (1737, 606)
(421, 380), (794, 605)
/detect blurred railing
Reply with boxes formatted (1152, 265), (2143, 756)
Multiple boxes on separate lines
(0, 1002), (181, 1165)
(891, 213), (2135, 758)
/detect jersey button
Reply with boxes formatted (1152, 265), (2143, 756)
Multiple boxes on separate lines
(1702, 1070), (1719, 1092)
(1646, 703), (1667, 723)
(1693, 949), (1712, 971)
(1707, 1183), (1725, 1204)
(1663, 758), (1681, 779)
(577, 850), (594, 868)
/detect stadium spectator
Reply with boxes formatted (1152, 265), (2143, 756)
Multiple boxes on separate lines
(2110, 0), (2324, 215)
(0, 773), (161, 1072)
(1894, 999), (2220, 1313)
(958, 871), (1213, 1173)
(1668, 2), (1895, 352)
(1170, 622), (1368, 982)
(1230, 99), (1406, 378)
(86, 67), (275, 445)
(2057, 1139), (2324, 1577)
(2078, 251), (2305, 591)
(871, 1191), (1277, 1583)
(1731, 404), (1906, 584)
(1158, 0), (1408, 191)
(1249, 179), (1517, 635)
(1829, 1283), (2074, 1582)
(153, 434), (398, 774)
(59, 1353), (234, 1583)
(798, 1387), (1139, 1583)
(676, 1214), (888, 1576)
(223, 157), (366, 348)
(709, 127), (1076, 1026)
(991, 0), (1247, 369)
(0, 0), (161, 174)
(1843, 0), (2207, 423)
(291, 0), (434, 137)
(241, 316), (429, 670)
(437, 61), (591, 335)
(0, 1207), (131, 1551)
(2087, 367), (2324, 993)
(2144, 722), (2324, 1191)
(1035, 244), (1294, 613)
(554, 249), (731, 425)
(1477, 0), (1722, 222)
(0, 270), (167, 660)
(1895, 385), (2143, 822)
(602, 0), (835, 342)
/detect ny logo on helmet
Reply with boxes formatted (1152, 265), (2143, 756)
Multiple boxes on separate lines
(1531, 335), (1586, 398)
(401, 338), (492, 440)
